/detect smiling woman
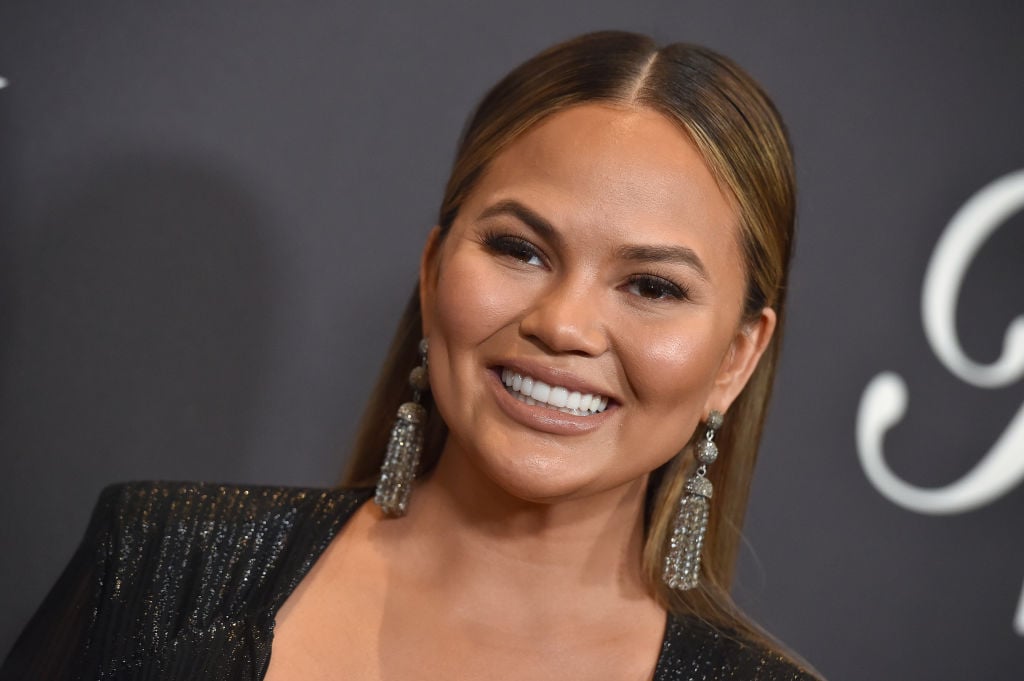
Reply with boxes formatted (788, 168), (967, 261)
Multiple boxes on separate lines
(418, 103), (762, 508)
(1, 31), (818, 681)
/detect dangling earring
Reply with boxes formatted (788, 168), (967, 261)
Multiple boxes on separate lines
(663, 409), (723, 591)
(375, 337), (430, 517)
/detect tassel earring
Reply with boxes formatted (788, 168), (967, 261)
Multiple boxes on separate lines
(374, 337), (430, 517)
(663, 409), (723, 591)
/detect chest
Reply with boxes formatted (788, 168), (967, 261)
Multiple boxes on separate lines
(261, 538), (663, 681)
(264, 611), (659, 681)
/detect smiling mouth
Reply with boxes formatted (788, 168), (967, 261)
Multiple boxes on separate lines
(499, 367), (610, 416)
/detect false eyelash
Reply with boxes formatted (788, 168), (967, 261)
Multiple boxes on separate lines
(478, 231), (690, 302)
(626, 273), (691, 302)
(479, 230), (546, 266)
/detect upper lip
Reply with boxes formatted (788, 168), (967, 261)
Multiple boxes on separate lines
(493, 358), (619, 404)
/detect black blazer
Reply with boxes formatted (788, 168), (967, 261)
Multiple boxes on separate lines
(0, 481), (814, 680)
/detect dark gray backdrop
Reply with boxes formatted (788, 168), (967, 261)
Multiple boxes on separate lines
(2, 2), (1022, 679)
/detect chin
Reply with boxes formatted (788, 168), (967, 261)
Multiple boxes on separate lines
(478, 450), (638, 506)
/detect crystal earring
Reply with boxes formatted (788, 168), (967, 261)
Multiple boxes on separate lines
(374, 337), (430, 517)
(663, 409), (723, 591)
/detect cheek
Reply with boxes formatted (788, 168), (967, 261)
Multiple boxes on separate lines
(619, 319), (724, 416)
(427, 248), (545, 408)
(431, 252), (521, 351)
(608, 329), (722, 472)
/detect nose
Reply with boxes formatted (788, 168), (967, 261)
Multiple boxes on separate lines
(518, 275), (608, 356)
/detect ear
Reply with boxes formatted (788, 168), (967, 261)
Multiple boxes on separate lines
(418, 226), (444, 337)
(704, 307), (777, 417)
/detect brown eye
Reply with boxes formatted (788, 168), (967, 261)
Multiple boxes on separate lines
(483, 234), (545, 267)
(626, 275), (689, 301)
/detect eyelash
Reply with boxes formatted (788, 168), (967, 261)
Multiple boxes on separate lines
(480, 230), (691, 303)
(481, 231), (546, 266)
(625, 274), (691, 302)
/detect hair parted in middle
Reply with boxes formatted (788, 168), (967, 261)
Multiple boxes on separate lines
(343, 29), (796, 638)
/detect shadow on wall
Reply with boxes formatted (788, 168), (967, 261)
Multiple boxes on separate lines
(0, 153), (276, 655)
(0, 95), (13, 389)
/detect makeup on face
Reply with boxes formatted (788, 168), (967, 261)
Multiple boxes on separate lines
(421, 103), (752, 502)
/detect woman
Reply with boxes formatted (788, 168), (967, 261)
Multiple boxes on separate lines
(1, 31), (819, 680)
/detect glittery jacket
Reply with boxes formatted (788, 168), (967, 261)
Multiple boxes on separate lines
(0, 481), (817, 680)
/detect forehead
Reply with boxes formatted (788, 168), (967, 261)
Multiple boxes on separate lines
(468, 104), (739, 256)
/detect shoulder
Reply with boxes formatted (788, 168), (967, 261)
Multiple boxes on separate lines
(54, 481), (372, 676)
(91, 480), (371, 556)
(88, 480), (372, 618)
(95, 479), (370, 529)
(657, 614), (820, 681)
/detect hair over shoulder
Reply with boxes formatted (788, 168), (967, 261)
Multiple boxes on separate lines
(342, 29), (806, 670)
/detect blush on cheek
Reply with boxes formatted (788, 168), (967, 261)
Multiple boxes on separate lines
(645, 336), (697, 367)
(627, 331), (720, 406)
(433, 253), (530, 348)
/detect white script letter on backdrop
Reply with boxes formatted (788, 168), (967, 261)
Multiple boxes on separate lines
(856, 169), (1024, 635)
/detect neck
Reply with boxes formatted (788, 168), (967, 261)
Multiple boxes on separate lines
(385, 444), (653, 605)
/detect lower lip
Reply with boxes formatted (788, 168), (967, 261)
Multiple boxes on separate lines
(486, 369), (615, 436)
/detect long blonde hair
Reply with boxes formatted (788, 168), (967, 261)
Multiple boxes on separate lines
(342, 30), (796, 645)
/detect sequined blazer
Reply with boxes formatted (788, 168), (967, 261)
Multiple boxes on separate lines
(0, 481), (817, 680)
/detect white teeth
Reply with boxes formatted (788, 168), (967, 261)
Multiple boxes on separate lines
(498, 368), (609, 415)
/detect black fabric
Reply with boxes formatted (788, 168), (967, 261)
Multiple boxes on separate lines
(1, 481), (815, 680)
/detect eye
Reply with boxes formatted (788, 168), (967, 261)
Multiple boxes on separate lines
(481, 232), (545, 267)
(625, 274), (690, 301)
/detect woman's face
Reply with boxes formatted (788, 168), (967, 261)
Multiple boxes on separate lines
(420, 103), (774, 504)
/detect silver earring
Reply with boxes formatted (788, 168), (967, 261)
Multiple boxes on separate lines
(663, 409), (723, 591)
(374, 338), (430, 517)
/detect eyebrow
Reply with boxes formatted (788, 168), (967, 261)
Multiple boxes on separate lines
(615, 244), (710, 282)
(477, 198), (709, 282)
(477, 200), (564, 249)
